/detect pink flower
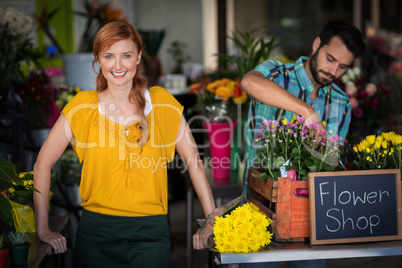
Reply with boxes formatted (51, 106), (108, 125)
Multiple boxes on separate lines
(262, 119), (270, 126)
(345, 82), (358, 97)
(287, 169), (297, 181)
(350, 97), (359, 110)
(365, 83), (377, 97)
(256, 132), (262, 137)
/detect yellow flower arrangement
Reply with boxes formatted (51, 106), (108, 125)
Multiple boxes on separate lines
(350, 132), (402, 172)
(189, 78), (248, 118)
(7, 171), (35, 206)
(213, 202), (273, 253)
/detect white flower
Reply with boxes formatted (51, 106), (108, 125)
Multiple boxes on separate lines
(346, 68), (356, 80)
(352, 66), (361, 77)
(0, 7), (33, 37)
(341, 73), (350, 84)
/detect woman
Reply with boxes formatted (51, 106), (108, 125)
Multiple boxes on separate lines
(33, 21), (215, 267)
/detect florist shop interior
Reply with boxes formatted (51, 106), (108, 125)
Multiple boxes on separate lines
(2, 0), (402, 268)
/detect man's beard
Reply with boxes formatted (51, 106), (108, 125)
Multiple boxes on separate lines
(309, 51), (337, 87)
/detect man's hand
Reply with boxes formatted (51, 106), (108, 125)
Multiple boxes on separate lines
(38, 229), (67, 254)
(305, 112), (327, 143)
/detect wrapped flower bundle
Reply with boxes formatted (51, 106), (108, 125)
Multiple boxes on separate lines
(213, 202), (273, 253)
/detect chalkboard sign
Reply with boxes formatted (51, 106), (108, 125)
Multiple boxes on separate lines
(309, 169), (402, 245)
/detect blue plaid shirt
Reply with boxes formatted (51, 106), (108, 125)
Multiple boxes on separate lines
(243, 56), (351, 191)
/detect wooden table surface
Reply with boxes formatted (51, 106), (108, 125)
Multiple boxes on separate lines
(5, 216), (69, 268)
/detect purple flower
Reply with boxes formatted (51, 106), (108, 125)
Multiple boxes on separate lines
(256, 132), (262, 137)
(296, 116), (305, 124)
(259, 125), (265, 130)
(307, 122), (319, 130)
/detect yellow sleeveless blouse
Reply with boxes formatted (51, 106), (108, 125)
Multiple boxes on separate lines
(62, 87), (184, 216)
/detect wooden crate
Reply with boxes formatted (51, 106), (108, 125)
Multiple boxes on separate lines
(247, 168), (310, 242)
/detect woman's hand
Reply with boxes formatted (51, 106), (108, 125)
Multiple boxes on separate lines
(193, 223), (213, 250)
(38, 229), (68, 254)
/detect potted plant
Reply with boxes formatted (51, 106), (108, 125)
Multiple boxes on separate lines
(0, 235), (9, 268)
(8, 231), (30, 267)
(248, 116), (345, 242)
(348, 131), (402, 173)
(0, 157), (56, 232)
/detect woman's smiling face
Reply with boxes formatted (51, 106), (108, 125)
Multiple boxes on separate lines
(98, 38), (142, 88)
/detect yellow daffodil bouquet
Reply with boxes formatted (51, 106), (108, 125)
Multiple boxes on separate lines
(350, 132), (402, 172)
(213, 202), (273, 253)
(189, 78), (248, 121)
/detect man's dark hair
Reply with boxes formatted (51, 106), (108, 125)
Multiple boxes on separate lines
(319, 19), (365, 58)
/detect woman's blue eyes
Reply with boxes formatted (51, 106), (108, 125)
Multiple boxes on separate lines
(104, 54), (132, 59)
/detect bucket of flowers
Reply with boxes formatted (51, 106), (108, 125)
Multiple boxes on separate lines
(189, 78), (248, 179)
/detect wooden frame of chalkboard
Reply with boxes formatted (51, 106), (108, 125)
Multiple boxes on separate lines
(309, 169), (402, 245)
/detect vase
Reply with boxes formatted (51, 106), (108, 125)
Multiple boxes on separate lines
(203, 121), (238, 179)
(0, 247), (9, 267)
(62, 53), (98, 91)
(9, 243), (30, 267)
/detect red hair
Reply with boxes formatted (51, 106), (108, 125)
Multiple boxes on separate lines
(93, 21), (149, 146)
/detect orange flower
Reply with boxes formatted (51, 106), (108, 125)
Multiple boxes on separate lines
(189, 83), (202, 93)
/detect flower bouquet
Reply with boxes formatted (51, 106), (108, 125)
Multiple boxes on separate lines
(189, 78), (248, 122)
(253, 115), (344, 181)
(198, 195), (273, 253)
(349, 132), (402, 173)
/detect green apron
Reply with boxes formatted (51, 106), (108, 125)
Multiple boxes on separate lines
(75, 209), (170, 268)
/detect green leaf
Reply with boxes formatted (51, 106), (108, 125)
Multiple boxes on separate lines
(308, 165), (318, 172)
(0, 195), (13, 226)
(0, 158), (22, 191)
(299, 169), (308, 176)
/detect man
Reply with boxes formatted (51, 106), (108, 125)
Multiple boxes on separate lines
(241, 19), (365, 268)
